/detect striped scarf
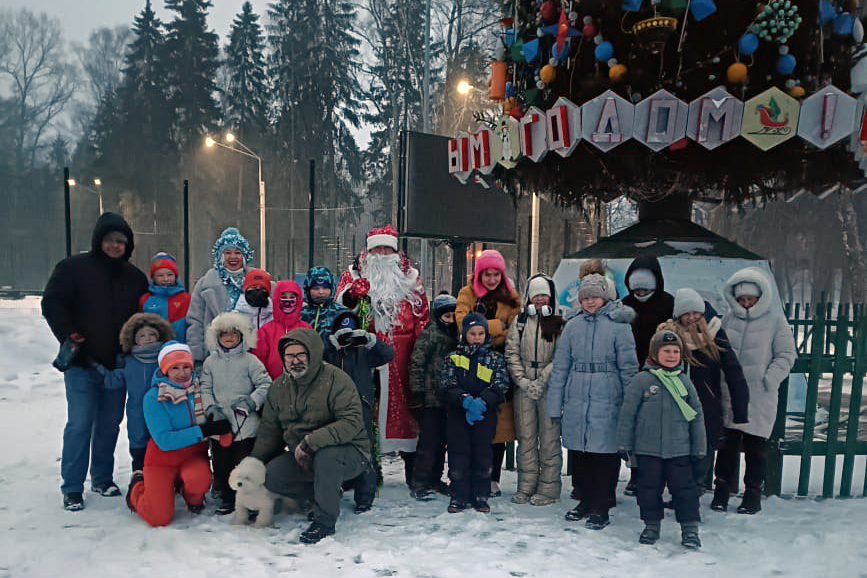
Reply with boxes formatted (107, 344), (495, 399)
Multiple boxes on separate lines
(157, 377), (206, 425)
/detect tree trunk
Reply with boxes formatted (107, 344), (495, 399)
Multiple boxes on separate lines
(835, 194), (867, 303)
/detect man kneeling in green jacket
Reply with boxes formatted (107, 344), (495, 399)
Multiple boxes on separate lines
(250, 327), (371, 544)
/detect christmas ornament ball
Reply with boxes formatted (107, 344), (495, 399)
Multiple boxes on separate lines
(540, 64), (557, 83)
(788, 85), (805, 98)
(609, 63), (628, 81)
(726, 62), (748, 83)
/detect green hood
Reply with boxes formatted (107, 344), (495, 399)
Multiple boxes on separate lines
(279, 327), (324, 385)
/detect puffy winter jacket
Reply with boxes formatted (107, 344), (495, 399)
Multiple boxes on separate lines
(455, 284), (520, 349)
(324, 335), (395, 408)
(188, 267), (250, 362)
(233, 293), (273, 334)
(42, 213), (149, 368)
(251, 327), (370, 463)
(545, 301), (639, 453)
(255, 280), (312, 378)
(440, 339), (509, 415)
(139, 282), (190, 343)
(409, 322), (457, 408)
(200, 312), (272, 440)
(617, 368), (706, 459)
(721, 267), (796, 439)
(301, 266), (348, 341)
(143, 373), (208, 451)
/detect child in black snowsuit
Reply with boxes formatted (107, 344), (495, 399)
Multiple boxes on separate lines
(439, 312), (509, 513)
(323, 311), (395, 512)
(617, 329), (706, 549)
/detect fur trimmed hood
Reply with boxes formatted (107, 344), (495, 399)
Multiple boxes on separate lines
(119, 313), (174, 353)
(724, 267), (774, 320)
(206, 311), (257, 351)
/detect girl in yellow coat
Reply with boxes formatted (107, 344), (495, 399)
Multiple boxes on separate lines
(455, 249), (521, 496)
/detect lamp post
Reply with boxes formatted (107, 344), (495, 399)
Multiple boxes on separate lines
(68, 177), (105, 216)
(206, 134), (267, 270)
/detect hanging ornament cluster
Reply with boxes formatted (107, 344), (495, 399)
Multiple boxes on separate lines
(735, 1), (803, 79)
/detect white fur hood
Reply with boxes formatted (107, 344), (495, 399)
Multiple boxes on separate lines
(206, 311), (257, 352)
(724, 267), (774, 320)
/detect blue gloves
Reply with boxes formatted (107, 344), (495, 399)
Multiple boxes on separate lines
(461, 396), (487, 425)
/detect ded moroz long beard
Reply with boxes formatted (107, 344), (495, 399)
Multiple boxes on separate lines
(362, 253), (421, 333)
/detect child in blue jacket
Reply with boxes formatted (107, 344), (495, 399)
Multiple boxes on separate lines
(139, 252), (190, 342)
(95, 313), (174, 474)
(439, 313), (509, 514)
(126, 342), (232, 526)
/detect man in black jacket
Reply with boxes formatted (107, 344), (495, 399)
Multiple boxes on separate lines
(43, 213), (148, 511)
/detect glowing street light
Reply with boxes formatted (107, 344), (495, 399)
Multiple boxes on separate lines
(67, 178), (76, 186)
(204, 133), (268, 270)
(457, 80), (473, 95)
(93, 178), (102, 186)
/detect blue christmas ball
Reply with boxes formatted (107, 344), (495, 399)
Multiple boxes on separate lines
(505, 82), (516, 97)
(776, 53), (796, 75)
(594, 41), (614, 62)
(738, 32), (759, 56)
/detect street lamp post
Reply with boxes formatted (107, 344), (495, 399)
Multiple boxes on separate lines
(206, 134), (267, 270)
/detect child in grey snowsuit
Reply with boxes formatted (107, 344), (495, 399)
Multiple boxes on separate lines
(200, 311), (272, 514)
(617, 329), (706, 549)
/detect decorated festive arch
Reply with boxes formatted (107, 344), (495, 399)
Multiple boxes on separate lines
(447, 0), (867, 204)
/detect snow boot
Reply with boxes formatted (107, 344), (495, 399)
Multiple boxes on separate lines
(710, 486), (729, 512)
(681, 521), (701, 549)
(564, 502), (591, 521)
(410, 486), (435, 501)
(300, 521), (335, 544)
(187, 501), (205, 514)
(63, 492), (84, 512)
(489, 481), (501, 497)
(737, 488), (762, 515)
(126, 471), (144, 512)
(530, 494), (556, 506)
(638, 521), (661, 545)
(447, 499), (466, 513)
(215, 494), (235, 516)
(354, 503), (372, 514)
(434, 480), (450, 496)
(472, 499), (491, 513)
(91, 481), (122, 497)
(584, 513), (610, 530)
(511, 492), (531, 504)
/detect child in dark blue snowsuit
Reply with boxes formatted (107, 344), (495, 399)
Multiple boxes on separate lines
(95, 313), (174, 472)
(440, 313), (509, 513)
(323, 311), (395, 512)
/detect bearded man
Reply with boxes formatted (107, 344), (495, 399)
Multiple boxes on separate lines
(336, 224), (429, 485)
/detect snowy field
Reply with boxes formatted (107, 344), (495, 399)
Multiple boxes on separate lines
(1, 298), (867, 578)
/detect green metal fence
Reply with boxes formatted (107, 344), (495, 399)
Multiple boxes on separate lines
(765, 300), (867, 498)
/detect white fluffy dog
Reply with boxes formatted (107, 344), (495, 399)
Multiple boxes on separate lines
(229, 457), (279, 527)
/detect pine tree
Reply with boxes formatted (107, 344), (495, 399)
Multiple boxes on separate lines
(225, 2), (268, 133)
(163, 0), (222, 148)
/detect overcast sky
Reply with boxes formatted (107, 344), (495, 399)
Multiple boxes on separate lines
(5, 0), (272, 44)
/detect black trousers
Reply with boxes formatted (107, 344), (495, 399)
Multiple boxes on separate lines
(715, 428), (768, 494)
(491, 442), (507, 483)
(412, 407), (447, 490)
(570, 451), (621, 515)
(211, 438), (256, 503)
(636, 455), (700, 523)
(446, 409), (497, 504)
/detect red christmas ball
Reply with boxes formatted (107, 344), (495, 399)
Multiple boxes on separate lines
(540, 1), (557, 22)
(582, 23), (596, 36)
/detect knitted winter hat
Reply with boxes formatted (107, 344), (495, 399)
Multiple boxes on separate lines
(158, 341), (193, 374)
(243, 268), (272, 293)
(733, 281), (762, 299)
(433, 292), (457, 316)
(332, 311), (360, 332)
(304, 266), (335, 292)
(150, 252), (179, 278)
(366, 224), (399, 251)
(648, 329), (683, 362)
(473, 250), (515, 297)
(211, 227), (254, 269)
(528, 276), (552, 299)
(673, 288), (705, 318)
(578, 274), (609, 301)
(462, 311), (489, 335)
(628, 268), (657, 291)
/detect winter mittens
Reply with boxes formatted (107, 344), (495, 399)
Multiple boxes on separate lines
(200, 417), (232, 437)
(231, 395), (257, 417)
(294, 439), (314, 473)
(206, 405), (227, 420)
(518, 378), (544, 401)
(462, 396), (486, 425)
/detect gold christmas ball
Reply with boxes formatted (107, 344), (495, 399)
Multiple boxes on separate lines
(788, 85), (805, 98)
(726, 62), (748, 84)
(540, 64), (557, 84)
(609, 64), (628, 82)
(502, 97), (517, 114)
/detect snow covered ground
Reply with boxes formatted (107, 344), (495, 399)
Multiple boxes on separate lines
(2, 298), (866, 578)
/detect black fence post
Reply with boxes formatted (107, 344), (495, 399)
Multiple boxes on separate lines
(308, 160), (315, 270)
(64, 167), (72, 258)
(450, 241), (467, 297)
(183, 180), (190, 289)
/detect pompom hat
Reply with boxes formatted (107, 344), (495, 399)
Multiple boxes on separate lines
(150, 252), (179, 278)
(158, 341), (193, 374)
(211, 227), (254, 269)
(366, 224), (399, 251)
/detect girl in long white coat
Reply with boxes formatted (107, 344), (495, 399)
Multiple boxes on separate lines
(714, 267), (796, 514)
